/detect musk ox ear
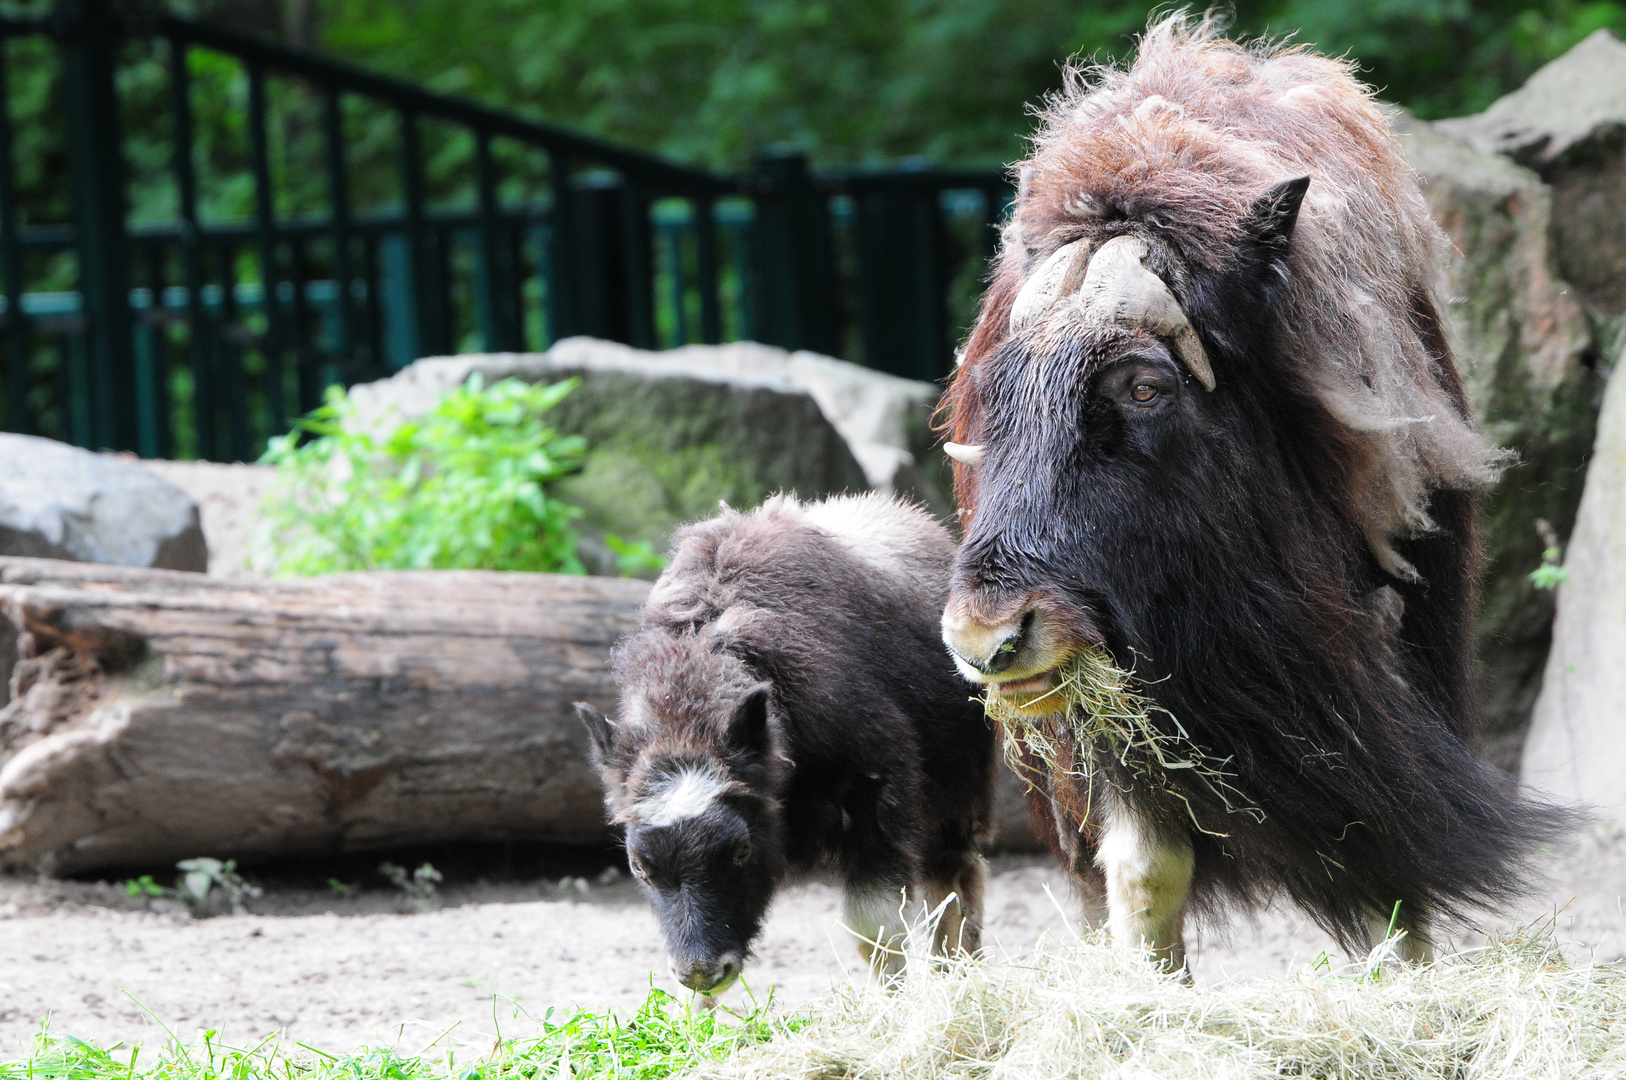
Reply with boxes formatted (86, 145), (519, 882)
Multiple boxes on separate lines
(1244, 175), (1311, 257)
(574, 702), (619, 763)
(725, 684), (773, 758)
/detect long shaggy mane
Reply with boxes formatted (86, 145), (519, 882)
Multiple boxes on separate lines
(948, 14), (1501, 577)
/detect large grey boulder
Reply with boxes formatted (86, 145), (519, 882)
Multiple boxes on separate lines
(143, 460), (273, 581)
(0, 434), (206, 573)
(1396, 114), (1604, 768)
(346, 338), (950, 575)
(1437, 29), (1626, 319)
(1521, 335), (1626, 823)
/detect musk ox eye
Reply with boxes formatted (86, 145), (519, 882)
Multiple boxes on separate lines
(1132, 383), (1159, 405)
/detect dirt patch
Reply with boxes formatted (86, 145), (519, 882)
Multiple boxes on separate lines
(1, 835), (1621, 1060)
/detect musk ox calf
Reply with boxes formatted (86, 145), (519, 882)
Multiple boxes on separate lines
(577, 493), (994, 994)
(939, 17), (1569, 970)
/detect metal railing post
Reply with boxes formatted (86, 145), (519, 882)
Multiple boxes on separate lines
(474, 132), (520, 352)
(0, 40), (29, 435)
(619, 179), (654, 349)
(693, 198), (721, 345)
(246, 62), (285, 441)
(545, 150), (576, 344)
(168, 34), (213, 459)
(61, 0), (137, 451)
(857, 181), (946, 380)
(750, 148), (836, 356)
(397, 109), (442, 363)
(569, 174), (627, 343)
(322, 85), (356, 376)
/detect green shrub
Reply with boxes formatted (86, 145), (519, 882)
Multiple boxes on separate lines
(255, 375), (588, 577)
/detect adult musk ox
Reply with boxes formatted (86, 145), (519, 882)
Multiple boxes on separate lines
(578, 494), (994, 994)
(939, 17), (1568, 970)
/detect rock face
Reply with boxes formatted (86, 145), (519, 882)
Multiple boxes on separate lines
(141, 461), (273, 581)
(1398, 32), (1626, 768)
(1396, 114), (1604, 768)
(1521, 333), (1626, 822)
(346, 338), (950, 576)
(1438, 29), (1626, 319)
(0, 434), (207, 573)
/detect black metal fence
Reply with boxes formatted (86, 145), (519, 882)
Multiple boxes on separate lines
(0, 0), (1009, 461)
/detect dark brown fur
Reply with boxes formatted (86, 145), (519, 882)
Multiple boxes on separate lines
(938, 17), (1570, 957)
(579, 494), (994, 991)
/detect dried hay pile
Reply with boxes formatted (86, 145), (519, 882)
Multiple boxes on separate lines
(703, 927), (1626, 1079)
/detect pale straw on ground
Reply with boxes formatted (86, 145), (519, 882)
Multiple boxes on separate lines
(702, 920), (1626, 1079)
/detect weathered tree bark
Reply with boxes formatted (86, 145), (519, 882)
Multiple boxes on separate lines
(0, 557), (650, 874)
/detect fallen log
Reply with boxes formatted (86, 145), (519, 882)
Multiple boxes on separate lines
(0, 558), (649, 874)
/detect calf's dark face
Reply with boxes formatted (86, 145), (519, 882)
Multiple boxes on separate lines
(576, 687), (781, 995)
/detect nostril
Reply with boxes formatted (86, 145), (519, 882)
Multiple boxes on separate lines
(987, 611), (1034, 673)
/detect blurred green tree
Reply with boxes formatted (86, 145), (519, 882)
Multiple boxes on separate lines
(305, 0), (1626, 169)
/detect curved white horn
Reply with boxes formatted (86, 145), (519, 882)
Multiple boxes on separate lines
(943, 442), (985, 468)
(1078, 235), (1216, 392)
(1009, 240), (1087, 333)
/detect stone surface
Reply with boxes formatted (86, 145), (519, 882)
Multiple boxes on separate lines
(0, 434), (207, 573)
(142, 460), (274, 580)
(1437, 29), (1626, 317)
(1522, 334), (1626, 823)
(347, 338), (949, 575)
(1397, 113), (1606, 768)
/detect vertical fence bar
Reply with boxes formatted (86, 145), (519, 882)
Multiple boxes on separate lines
(168, 33), (213, 459)
(474, 131), (519, 352)
(131, 241), (170, 458)
(662, 219), (688, 346)
(545, 149), (575, 342)
(246, 62), (284, 442)
(750, 148), (836, 355)
(620, 180), (654, 349)
(693, 196), (721, 345)
(322, 85), (356, 378)
(397, 109), (439, 363)
(217, 241), (248, 460)
(62, 0), (137, 451)
(290, 238), (322, 408)
(0, 39), (29, 434)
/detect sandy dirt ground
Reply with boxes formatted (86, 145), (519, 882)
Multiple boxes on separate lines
(1, 830), (1622, 1062)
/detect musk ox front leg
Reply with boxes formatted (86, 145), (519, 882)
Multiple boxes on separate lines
(919, 843), (987, 957)
(1096, 800), (1195, 972)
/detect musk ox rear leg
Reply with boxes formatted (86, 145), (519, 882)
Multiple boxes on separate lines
(1096, 801), (1195, 974)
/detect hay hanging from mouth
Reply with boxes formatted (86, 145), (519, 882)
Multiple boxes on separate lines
(982, 645), (1263, 833)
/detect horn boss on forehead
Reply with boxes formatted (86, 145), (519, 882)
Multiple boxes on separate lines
(1008, 234), (1216, 392)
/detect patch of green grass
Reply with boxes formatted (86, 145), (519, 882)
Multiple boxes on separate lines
(1, 987), (779, 1080)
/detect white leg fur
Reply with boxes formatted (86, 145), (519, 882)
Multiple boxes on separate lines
(1366, 910), (1433, 963)
(1096, 804), (1195, 972)
(843, 885), (910, 981)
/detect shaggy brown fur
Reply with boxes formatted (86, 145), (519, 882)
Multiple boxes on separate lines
(937, 15), (1569, 960)
(948, 15), (1498, 579)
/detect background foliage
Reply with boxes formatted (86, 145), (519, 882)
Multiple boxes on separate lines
(254, 375), (588, 576)
(2, 0), (1621, 240)
(189, 0), (1626, 171)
